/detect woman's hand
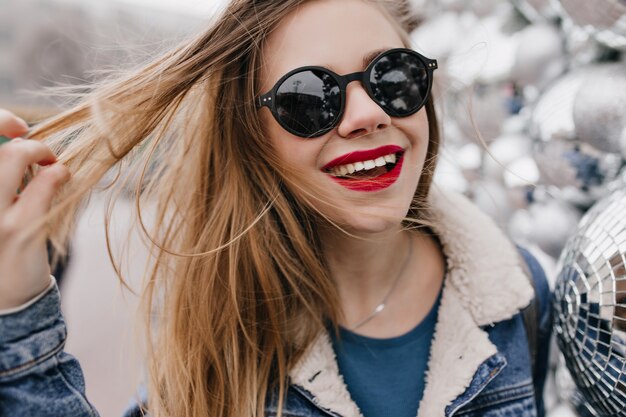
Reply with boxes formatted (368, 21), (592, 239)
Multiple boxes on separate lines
(0, 109), (70, 310)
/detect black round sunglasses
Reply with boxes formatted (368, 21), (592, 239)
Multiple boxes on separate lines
(257, 48), (438, 138)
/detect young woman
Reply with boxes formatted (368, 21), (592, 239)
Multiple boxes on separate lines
(0, 0), (552, 416)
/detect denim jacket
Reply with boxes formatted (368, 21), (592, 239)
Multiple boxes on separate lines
(0, 188), (552, 417)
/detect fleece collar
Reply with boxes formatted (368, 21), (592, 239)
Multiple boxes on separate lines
(288, 187), (535, 417)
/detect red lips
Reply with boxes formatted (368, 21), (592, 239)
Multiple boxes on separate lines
(322, 145), (405, 192)
(322, 145), (404, 171)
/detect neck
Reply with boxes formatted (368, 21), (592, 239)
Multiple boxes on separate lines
(319, 226), (415, 325)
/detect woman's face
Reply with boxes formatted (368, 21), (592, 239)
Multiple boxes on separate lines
(259, 0), (430, 235)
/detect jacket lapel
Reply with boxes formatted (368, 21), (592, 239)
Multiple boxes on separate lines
(290, 331), (363, 417)
(427, 188), (535, 327)
(416, 284), (499, 417)
(288, 188), (535, 417)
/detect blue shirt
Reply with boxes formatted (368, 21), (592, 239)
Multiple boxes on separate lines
(330, 291), (442, 417)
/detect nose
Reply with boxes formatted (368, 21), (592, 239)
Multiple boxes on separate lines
(337, 82), (391, 139)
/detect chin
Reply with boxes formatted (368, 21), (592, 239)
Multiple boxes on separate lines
(336, 207), (408, 235)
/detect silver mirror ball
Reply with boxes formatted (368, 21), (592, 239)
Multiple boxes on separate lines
(554, 189), (626, 416)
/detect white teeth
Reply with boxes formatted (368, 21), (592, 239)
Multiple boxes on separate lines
(327, 152), (399, 177)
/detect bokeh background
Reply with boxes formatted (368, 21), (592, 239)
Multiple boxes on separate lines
(1, 0), (625, 416)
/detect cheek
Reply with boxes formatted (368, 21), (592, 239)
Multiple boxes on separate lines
(261, 110), (293, 163)
(399, 109), (430, 157)
(413, 109), (430, 144)
(261, 109), (321, 171)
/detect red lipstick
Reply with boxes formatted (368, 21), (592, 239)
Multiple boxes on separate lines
(323, 145), (404, 170)
(322, 145), (405, 192)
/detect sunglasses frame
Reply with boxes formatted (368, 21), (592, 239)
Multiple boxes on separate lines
(257, 48), (438, 138)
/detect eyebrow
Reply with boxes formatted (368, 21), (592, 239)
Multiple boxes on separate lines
(362, 48), (388, 68)
(324, 47), (390, 72)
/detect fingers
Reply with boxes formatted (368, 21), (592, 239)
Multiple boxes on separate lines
(0, 109), (29, 138)
(0, 139), (59, 209)
(13, 162), (71, 220)
(0, 108), (69, 225)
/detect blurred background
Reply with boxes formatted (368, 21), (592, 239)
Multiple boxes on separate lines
(0, 0), (220, 116)
(1, 0), (625, 416)
(1, 1), (222, 415)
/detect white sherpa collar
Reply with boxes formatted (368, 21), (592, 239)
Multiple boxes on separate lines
(289, 187), (535, 417)
(427, 186), (534, 327)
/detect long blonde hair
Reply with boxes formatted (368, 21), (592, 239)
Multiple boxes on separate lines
(30, 0), (440, 416)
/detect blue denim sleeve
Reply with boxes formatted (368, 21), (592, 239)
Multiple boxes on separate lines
(0, 283), (99, 417)
(518, 246), (553, 417)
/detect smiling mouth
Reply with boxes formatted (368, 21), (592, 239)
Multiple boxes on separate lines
(323, 151), (403, 179)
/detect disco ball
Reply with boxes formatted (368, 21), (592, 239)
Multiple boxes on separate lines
(449, 84), (510, 144)
(511, 0), (560, 22)
(554, 188), (626, 416)
(573, 63), (626, 156)
(534, 138), (622, 192)
(508, 198), (581, 259)
(411, 12), (467, 60)
(530, 68), (591, 143)
(446, 5), (520, 86)
(483, 133), (533, 182)
(556, 0), (626, 50)
(512, 23), (566, 91)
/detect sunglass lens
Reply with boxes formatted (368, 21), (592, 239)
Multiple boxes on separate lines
(369, 51), (429, 116)
(275, 70), (341, 137)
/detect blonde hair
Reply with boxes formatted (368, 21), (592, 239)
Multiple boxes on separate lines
(29, 0), (440, 416)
